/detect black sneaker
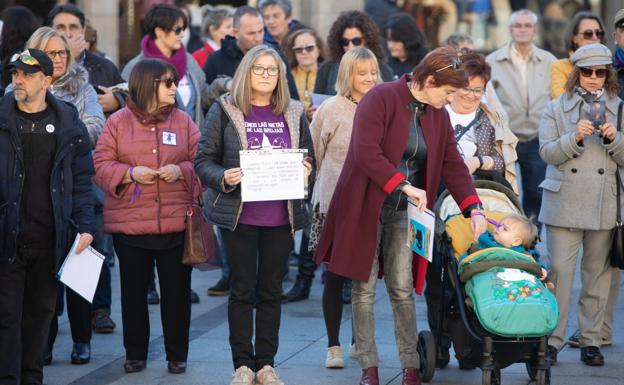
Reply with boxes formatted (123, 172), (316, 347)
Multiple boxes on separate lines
(207, 277), (230, 296)
(190, 289), (200, 304)
(581, 346), (604, 366)
(546, 345), (558, 366)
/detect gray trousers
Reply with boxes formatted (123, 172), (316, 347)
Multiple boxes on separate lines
(546, 225), (613, 349)
(603, 267), (620, 340)
(352, 208), (419, 369)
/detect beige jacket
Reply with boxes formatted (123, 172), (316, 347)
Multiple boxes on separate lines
(486, 42), (557, 142)
(310, 95), (357, 213)
(481, 103), (519, 193)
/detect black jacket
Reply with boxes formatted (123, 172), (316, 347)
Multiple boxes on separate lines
(82, 50), (127, 109)
(0, 91), (95, 268)
(202, 36), (299, 100)
(195, 95), (313, 231)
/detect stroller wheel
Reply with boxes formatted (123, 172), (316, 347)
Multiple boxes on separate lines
(525, 361), (537, 380)
(536, 368), (551, 385)
(417, 331), (436, 383)
(481, 368), (501, 385)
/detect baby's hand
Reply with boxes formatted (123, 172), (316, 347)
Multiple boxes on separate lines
(539, 268), (548, 280)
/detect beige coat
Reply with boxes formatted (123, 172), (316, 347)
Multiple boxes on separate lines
(486, 42), (557, 142)
(481, 102), (519, 193)
(310, 95), (357, 213)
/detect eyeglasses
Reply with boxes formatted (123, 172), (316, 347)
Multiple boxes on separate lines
(511, 23), (535, 29)
(168, 26), (185, 35)
(458, 86), (484, 97)
(251, 65), (279, 76)
(293, 45), (316, 54)
(579, 67), (609, 78)
(577, 29), (605, 40)
(10, 51), (43, 71)
(45, 50), (69, 59)
(435, 56), (462, 73)
(339, 37), (363, 47)
(155, 77), (177, 88)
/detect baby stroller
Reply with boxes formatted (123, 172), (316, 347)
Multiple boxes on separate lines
(421, 180), (555, 385)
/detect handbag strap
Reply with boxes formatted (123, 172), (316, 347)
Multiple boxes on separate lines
(616, 101), (623, 224)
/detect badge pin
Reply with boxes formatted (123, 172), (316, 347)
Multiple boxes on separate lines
(162, 131), (177, 145)
(45, 124), (55, 133)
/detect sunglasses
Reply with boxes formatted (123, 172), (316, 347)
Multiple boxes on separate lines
(10, 51), (43, 70)
(45, 50), (69, 59)
(169, 26), (185, 35)
(251, 65), (279, 76)
(435, 56), (462, 73)
(339, 37), (363, 47)
(579, 67), (609, 78)
(155, 77), (177, 88)
(293, 45), (316, 54)
(578, 29), (605, 40)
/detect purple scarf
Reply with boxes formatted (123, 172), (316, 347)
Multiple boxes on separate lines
(615, 47), (624, 70)
(141, 35), (187, 79)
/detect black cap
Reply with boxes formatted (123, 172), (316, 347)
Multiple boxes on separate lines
(8, 49), (54, 77)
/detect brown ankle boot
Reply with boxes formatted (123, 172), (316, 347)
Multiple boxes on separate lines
(402, 368), (421, 385)
(360, 367), (379, 385)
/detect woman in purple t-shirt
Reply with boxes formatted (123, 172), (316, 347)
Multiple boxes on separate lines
(195, 45), (313, 385)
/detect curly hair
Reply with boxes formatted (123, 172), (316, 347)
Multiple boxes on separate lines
(564, 65), (619, 98)
(326, 10), (385, 62)
(385, 14), (427, 62)
(283, 28), (325, 69)
(0, 6), (41, 61)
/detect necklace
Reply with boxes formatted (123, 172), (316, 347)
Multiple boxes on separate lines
(346, 95), (358, 104)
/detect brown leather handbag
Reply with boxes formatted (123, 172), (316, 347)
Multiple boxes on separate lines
(182, 178), (216, 268)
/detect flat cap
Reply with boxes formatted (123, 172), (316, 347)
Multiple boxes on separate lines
(571, 43), (612, 67)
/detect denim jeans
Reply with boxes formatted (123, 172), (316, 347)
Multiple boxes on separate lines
(516, 138), (546, 224)
(214, 226), (230, 278)
(352, 208), (419, 369)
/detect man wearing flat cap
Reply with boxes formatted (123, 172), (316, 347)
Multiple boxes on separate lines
(0, 49), (95, 385)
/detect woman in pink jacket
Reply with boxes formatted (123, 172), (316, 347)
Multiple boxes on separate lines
(93, 58), (200, 375)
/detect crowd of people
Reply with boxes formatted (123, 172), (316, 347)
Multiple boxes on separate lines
(0, 1), (621, 385)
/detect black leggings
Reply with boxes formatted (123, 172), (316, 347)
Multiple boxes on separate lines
(322, 270), (351, 348)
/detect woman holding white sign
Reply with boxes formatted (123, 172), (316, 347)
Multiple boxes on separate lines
(195, 44), (313, 385)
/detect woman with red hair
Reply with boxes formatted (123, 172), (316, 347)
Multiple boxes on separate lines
(314, 47), (487, 385)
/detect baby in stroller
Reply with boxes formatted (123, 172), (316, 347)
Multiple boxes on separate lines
(463, 213), (549, 284)
(458, 213), (558, 338)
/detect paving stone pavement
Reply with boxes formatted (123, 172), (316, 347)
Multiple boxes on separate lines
(43, 257), (623, 385)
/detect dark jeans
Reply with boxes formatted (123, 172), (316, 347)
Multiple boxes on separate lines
(49, 284), (92, 346)
(113, 236), (191, 362)
(222, 224), (292, 371)
(516, 138), (546, 225)
(92, 190), (113, 313)
(0, 248), (57, 385)
(295, 232), (316, 280)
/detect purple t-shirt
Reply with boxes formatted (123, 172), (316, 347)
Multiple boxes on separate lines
(238, 105), (291, 227)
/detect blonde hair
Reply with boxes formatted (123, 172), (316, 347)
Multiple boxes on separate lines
(230, 44), (290, 115)
(502, 213), (538, 249)
(335, 47), (381, 97)
(25, 26), (74, 72)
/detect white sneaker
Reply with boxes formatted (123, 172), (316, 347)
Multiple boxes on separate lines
(325, 346), (345, 368)
(230, 365), (254, 385)
(256, 365), (284, 385)
(348, 343), (358, 358)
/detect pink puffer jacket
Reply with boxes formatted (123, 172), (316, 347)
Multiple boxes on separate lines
(93, 107), (201, 235)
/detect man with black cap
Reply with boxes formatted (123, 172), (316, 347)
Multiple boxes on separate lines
(0, 49), (95, 385)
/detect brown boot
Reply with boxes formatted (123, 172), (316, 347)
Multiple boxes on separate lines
(360, 367), (379, 385)
(402, 368), (421, 385)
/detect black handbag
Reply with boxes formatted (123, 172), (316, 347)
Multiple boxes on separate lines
(610, 102), (624, 269)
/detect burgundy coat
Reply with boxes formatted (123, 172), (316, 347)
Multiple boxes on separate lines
(313, 75), (481, 292)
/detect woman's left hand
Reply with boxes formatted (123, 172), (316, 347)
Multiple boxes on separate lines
(600, 121), (617, 142)
(470, 212), (487, 241)
(302, 158), (313, 180)
(158, 164), (182, 183)
(481, 156), (494, 170)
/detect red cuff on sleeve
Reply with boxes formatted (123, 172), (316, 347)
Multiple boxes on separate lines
(458, 195), (481, 212)
(383, 172), (405, 194)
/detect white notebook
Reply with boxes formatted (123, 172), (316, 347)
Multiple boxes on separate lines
(58, 234), (104, 303)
